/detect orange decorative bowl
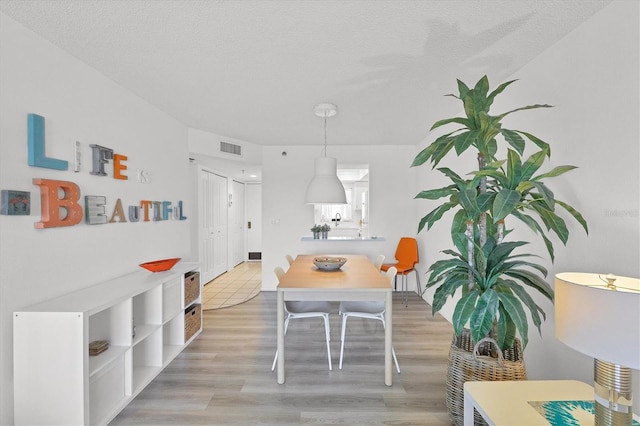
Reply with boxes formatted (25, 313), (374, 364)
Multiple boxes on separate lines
(139, 257), (181, 272)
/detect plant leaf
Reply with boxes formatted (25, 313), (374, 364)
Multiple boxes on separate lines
(458, 189), (481, 219)
(496, 304), (516, 350)
(470, 289), (499, 343)
(502, 129), (525, 155)
(556, 199), (589, 234)
(492, 189), (521, 222)
(520, 150), (547, 182)
(499, 280), (545, 334)
(504, 269), (554, 301)
(532, 165), (577, 181)
(432, 277), (468, 314)
(532, 203), (569, 244)
(452, 290), (479, 336)
(517, 130), (550, 154)
(414, 186), (457, 200)
(431, 138), (457, 168)
(486, 79), (517, 108)
(506, 149), (522, 189)
(417, 202), (456, 233)
(430, 117), (471, 131)
(496, 104), (553, 122)
(496, 291), (529, 348)
(412, 132), (455, 167)
(453, 130), (479, 155)
(531, 181), (555, 210)
(510, 210), (556, 261)
(477, 192), (495, 213)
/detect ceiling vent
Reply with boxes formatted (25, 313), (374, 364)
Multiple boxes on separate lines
(220, 141), (242, 156)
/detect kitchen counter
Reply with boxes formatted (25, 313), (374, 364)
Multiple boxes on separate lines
(301, 236), (385, 241)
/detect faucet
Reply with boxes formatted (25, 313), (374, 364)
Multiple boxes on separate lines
(334, 212), (341, 227)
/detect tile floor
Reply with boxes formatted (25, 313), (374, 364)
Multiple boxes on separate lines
(201, 261), (262, 310)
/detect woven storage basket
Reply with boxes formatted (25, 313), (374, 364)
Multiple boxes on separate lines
(446, 329), (527, 426)
(184, 271), (200, 306)
(184, 304), (202, 342)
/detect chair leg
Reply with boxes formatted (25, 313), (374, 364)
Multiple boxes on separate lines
(339, 313), (348, 369)
(271, 316), (291, 371)
(273, 315), (332, 371)
(323, 313), (332, 370)
(392, 345), (401, 374)
(402, 273), (408, 306)
(415, 269), (423, 297)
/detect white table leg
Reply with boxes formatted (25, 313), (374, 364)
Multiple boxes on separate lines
(277, 290), (285, 384)
(385, 289), (392, 386)
(463, 385), (474, 426)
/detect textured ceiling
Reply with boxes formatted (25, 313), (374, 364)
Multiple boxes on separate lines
(1, 0), (611, 148)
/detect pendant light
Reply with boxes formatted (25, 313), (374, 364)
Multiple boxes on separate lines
(305, 103), (347, 204)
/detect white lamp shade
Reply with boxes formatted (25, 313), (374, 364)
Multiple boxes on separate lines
(305, 157), (347, 204)
(555, 272), (640, 369)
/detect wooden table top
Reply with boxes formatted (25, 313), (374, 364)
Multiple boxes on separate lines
(278, 254), (390, 290)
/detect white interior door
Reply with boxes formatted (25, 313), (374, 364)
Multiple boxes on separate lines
(199, 169), (228, 283)
(229, 180), (245, 268)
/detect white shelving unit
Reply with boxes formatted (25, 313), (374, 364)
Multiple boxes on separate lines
(13, 261), (201, 426)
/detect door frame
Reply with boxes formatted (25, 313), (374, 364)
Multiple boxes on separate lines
(197, 165), (247, 283)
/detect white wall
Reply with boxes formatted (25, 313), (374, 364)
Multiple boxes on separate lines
(416, 0), (639, 412)
(0, 14), (192, 424)
(261, 144), (419, 290)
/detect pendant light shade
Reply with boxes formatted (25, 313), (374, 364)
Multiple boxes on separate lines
(305, 156), (347, 204)
(305, 103), (347, 204)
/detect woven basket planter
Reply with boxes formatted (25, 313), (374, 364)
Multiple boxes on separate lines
(446, 329), (527, 426)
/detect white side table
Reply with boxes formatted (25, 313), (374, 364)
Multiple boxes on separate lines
(463, 380), (594, 425)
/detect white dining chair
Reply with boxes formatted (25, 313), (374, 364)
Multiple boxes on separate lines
(338, 266), (400, 373)
(271, 266), (333, 371)
(285, 254), (295, 266)
(374, 254), (385, 271)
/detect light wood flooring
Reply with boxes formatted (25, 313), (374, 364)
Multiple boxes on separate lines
(110, 291), (455, 425)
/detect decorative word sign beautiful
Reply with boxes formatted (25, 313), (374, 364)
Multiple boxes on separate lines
(26, 113), (186, 229)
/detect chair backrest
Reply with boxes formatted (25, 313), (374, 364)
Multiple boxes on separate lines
(274, 266), (286, 282)
(374, 254), (385, 271)
(395, 237), (419, 265)
(385, 266), (397, 285)
(285, 254), (294, 266)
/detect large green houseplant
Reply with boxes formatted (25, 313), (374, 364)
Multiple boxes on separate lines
(413, 75), (588, 352)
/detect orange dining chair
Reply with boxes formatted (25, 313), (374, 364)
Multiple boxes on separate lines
(381, 237), (421, 306)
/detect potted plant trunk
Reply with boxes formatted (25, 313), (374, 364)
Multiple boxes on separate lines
(412, 76), (588, 425)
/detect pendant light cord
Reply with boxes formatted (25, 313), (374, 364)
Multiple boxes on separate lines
(323, 113), (328, 157)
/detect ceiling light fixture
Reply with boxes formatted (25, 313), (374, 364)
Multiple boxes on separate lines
(304, 103), (347, 204)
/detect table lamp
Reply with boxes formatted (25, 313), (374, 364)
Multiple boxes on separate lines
(555, 272), (640, 425)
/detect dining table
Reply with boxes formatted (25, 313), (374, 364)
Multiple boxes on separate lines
(276, 254), (394, 385)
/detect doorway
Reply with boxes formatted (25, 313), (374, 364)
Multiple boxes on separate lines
(199, 168), (229, 283)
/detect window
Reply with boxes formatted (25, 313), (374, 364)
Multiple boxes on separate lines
(314, 165), (369, 228)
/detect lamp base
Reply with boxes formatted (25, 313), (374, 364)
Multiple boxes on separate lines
(594, 359), (634, 426)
